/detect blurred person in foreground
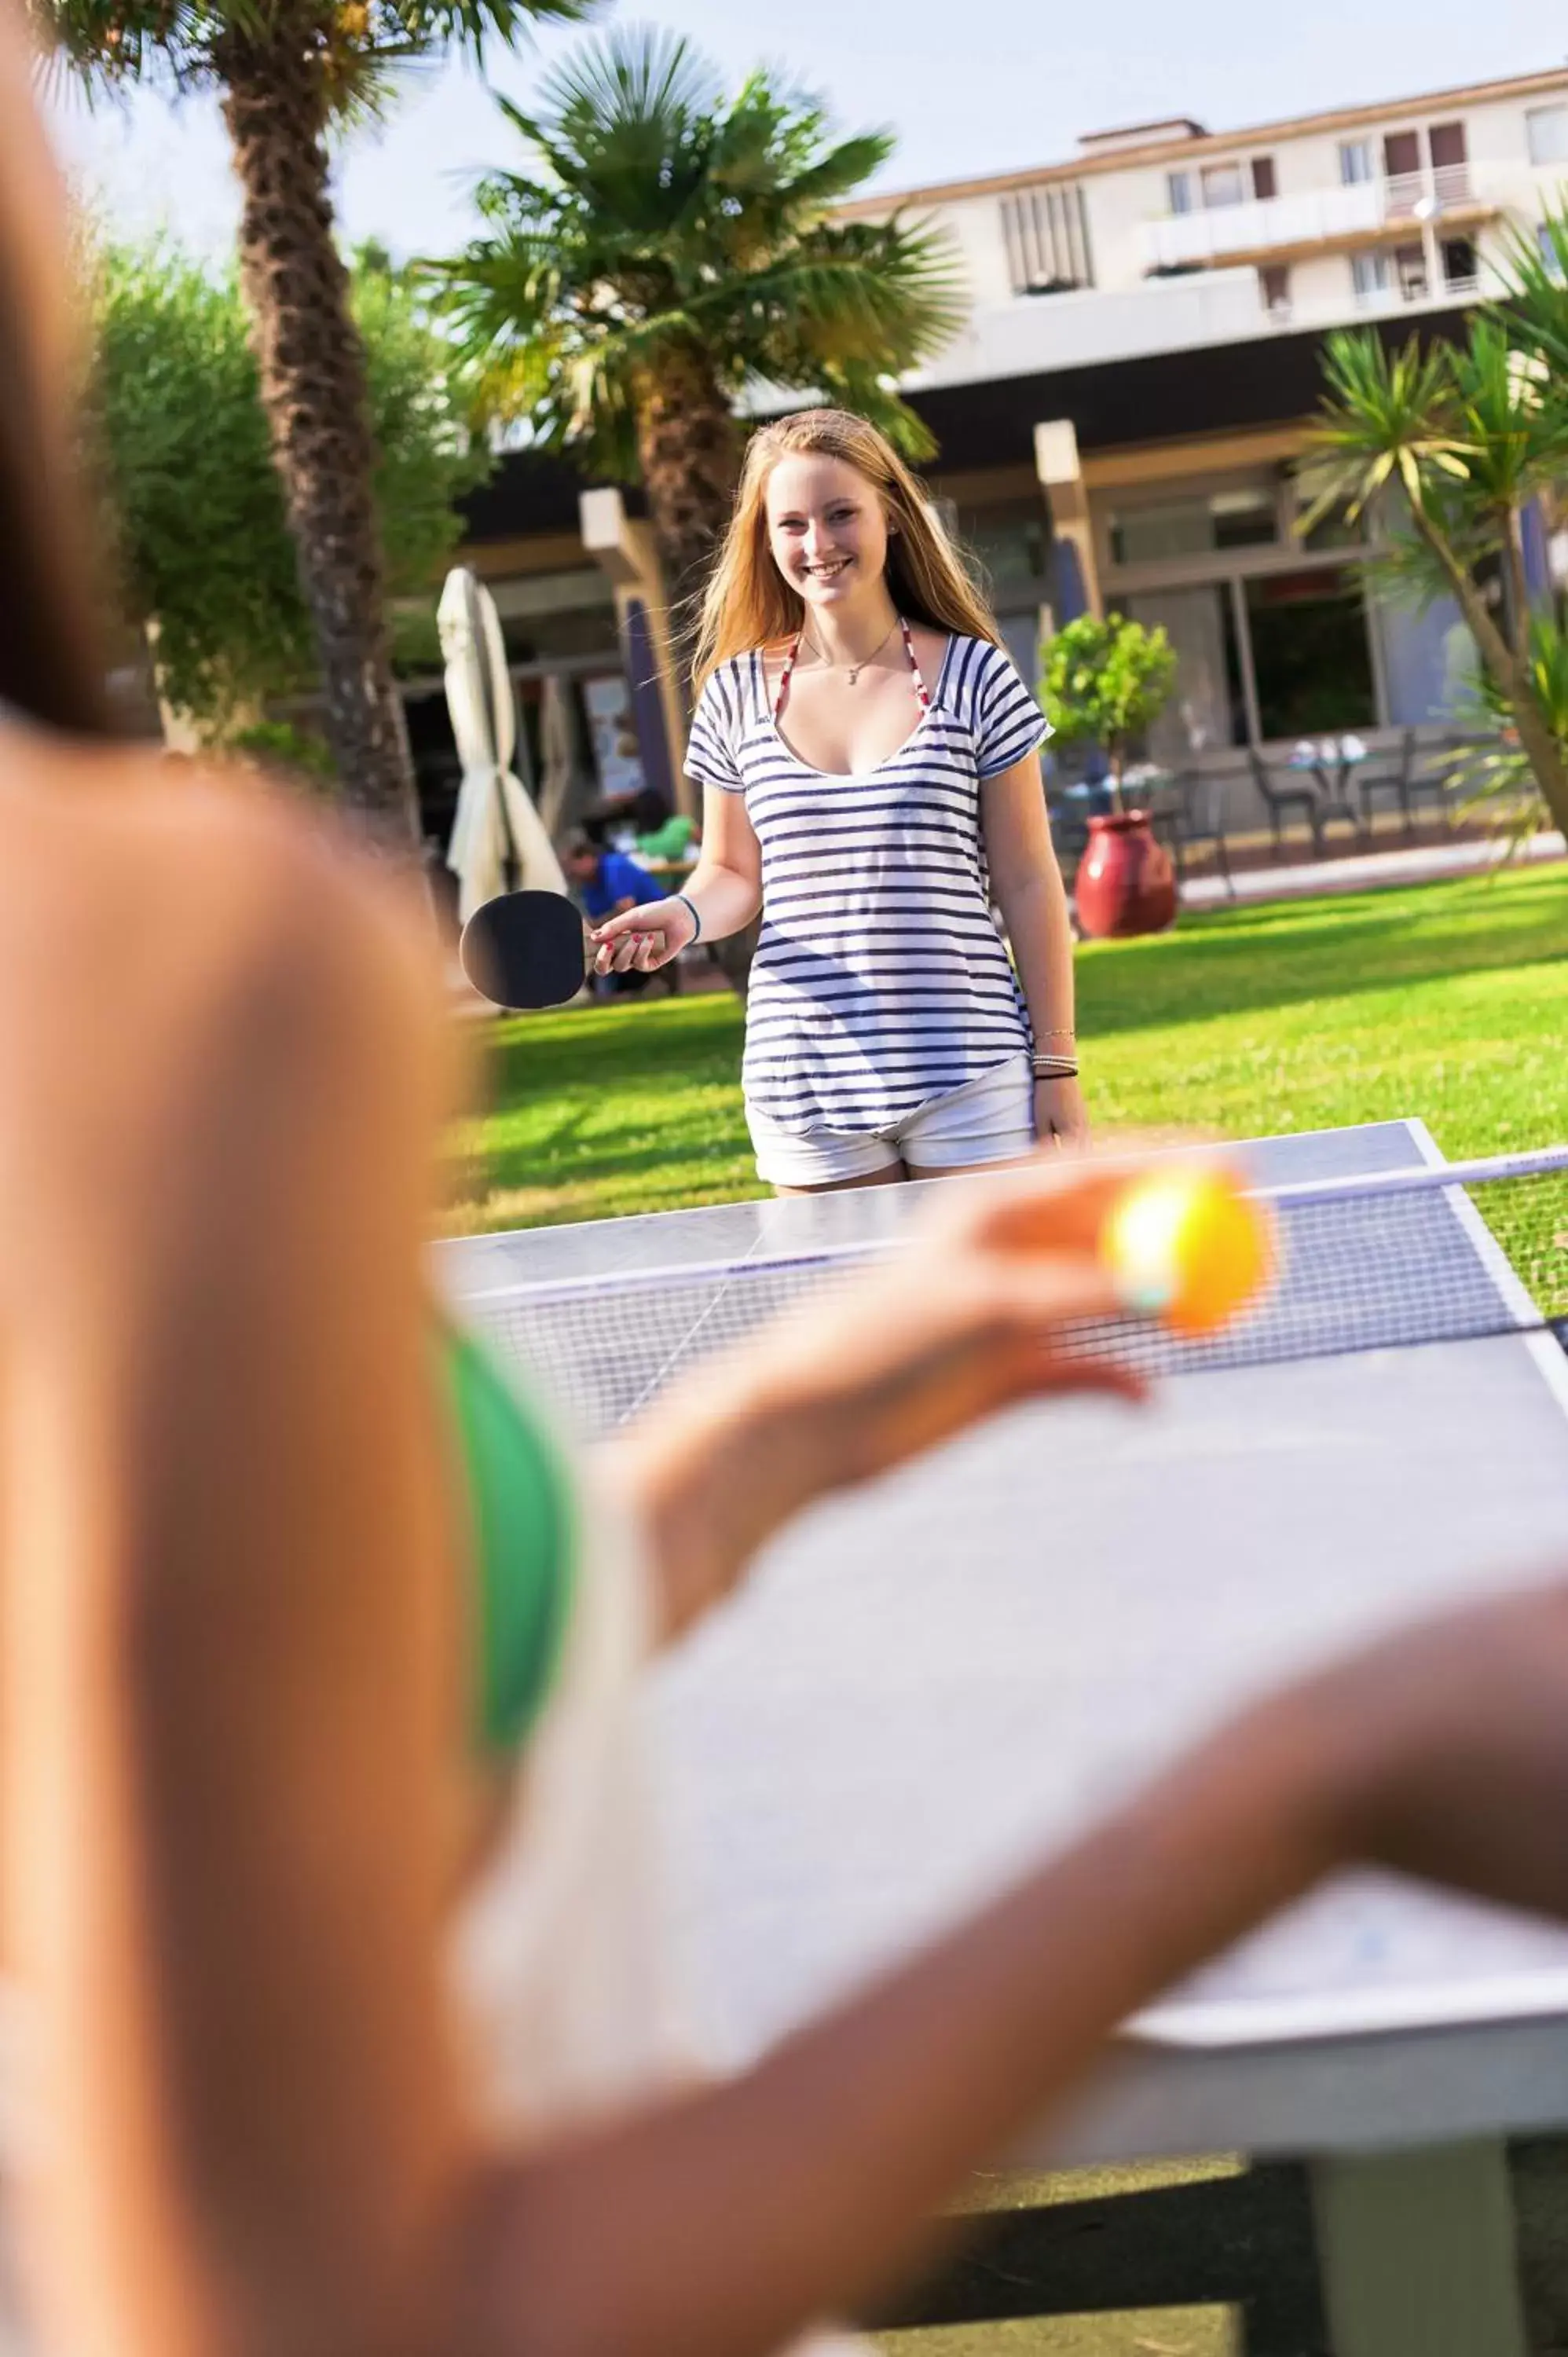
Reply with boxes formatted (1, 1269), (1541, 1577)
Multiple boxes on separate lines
(7, 20), (1568, 2357)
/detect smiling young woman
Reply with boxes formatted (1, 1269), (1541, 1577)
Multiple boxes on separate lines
(590, 409), (1086, 1194)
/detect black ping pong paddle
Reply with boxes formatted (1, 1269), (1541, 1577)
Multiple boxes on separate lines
(460, 889), (588, 1011)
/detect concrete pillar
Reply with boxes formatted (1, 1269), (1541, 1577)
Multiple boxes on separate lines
(1034, 420), (1102, 632)
(579, 488), (694, 818)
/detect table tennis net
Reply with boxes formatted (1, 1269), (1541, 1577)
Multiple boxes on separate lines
(461, 1150), (1568, 1442)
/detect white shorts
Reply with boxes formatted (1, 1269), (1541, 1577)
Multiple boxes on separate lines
(747, 1053), (1035, 1189)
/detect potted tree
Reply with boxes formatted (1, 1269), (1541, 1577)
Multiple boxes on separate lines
(1041, 612), (1179, 937)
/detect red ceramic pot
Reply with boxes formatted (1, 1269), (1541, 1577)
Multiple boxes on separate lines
(1074, 811), (1178, 940)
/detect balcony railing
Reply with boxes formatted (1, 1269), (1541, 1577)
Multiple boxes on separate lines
(1144, 160), (1497, 272)
(1266, 272), (1485, 332)
(1350, 271), (1482, 313)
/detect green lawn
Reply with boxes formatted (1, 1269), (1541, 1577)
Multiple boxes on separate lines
(444, 864), (1568, 1237)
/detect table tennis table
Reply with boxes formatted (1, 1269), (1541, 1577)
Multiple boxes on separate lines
(441, 1117), (1568, 2355)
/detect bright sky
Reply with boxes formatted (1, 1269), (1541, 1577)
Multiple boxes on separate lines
(47, 0), (1563, 266)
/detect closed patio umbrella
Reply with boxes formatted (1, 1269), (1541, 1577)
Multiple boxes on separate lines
(537, 670), (591, 847)
(440, 566), (565, 922)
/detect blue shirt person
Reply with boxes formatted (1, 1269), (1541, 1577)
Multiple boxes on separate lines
(564, 836), (663, 922)
(562, 834), (680, 997)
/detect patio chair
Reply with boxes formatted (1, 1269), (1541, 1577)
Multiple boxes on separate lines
(1247, 750), (1359, 858)
(1145, 773), (1233, 894)
(1355, 731), (1417, 833)
(1247, 750), (1323, 854)
(1306, 753), (1365, 850)
(1173, 772), (1234, 893)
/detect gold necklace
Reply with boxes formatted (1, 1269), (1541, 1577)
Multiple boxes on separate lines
(804, 615), (899, 685)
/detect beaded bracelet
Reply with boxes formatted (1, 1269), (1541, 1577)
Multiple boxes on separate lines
(674, 891), (702, 944)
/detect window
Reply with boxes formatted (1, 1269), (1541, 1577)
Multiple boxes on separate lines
(1540, 219), (1566, 276)
(1111, 500), (1211, 566)
(1383, 130), (1421, 179)
(959, 505), (1050, 593)
(1245, 571), (1376, 739)
(1352, 251), (1394, 302)
(1108, 484), (1279, 566)
(1211, 488), (1279, 548)
(1528, 104), (1568, 167)
(1339, 139), (1373, 185)
(1122, 585), (1249, 759)
(999, 185), (1094, 294)
(1260, 263), (1291, 314)
(1251, 156), (1277, 200)
(1442, 235), (1478, 291)
(1428, 120), (1471, 202)
(1394, 242), (1428, 299)
(1167, 169), (1194, 214)
(1201, 161), (1245, 207)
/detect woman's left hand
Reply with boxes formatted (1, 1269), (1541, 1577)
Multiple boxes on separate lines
(611, 1157), (1142, 1639)
(1035, 1075), (1090, 1151)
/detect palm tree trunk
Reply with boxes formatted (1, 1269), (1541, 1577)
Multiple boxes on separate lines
(217, 20), (422, 848)
(632, 343), (752, 995)
(631, 339), (742, 642)
(1409, 500), (1568, 836)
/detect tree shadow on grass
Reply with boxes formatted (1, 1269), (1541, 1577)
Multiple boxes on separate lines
(476, 997), (745, 1105)
(1079, 872), (1568, 1036)
(469, 1126), (752, 1202)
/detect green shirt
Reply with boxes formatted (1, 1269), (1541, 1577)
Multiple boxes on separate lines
(635, 814), (697, 863)
(445, 1325), (577, 1755)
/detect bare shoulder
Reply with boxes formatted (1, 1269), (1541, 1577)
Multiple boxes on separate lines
(0, 736), (438, 1020)
(910, 621), (955, 683)
(0, 739), (448, 1257)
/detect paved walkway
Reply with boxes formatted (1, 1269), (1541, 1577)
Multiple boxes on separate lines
(1178, 828), (1566, 911)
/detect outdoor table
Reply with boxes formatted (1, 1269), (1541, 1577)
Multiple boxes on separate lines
(444, 1118), (1568, 2357)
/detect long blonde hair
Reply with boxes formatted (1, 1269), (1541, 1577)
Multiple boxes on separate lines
(691, 408), (1002, 689)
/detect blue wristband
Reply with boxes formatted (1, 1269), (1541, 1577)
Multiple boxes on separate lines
(674, 891), (702, 944)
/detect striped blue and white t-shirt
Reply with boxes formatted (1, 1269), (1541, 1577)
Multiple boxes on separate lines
(685, 633), (1053, 1136)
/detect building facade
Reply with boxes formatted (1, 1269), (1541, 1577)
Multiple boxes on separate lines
(444, 66), (1568, 830)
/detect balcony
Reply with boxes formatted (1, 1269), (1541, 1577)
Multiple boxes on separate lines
(862, 255), (1503, 400)
(1142, 160), (1502, 273)
(1266, 273), (1486, 333)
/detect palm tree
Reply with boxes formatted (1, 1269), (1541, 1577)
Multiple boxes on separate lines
(1302, 248), (1568, 836)
(36, 0), (590, 841)
(434, 27), (965, 623)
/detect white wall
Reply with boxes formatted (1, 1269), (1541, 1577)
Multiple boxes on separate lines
(903, 269), (1271, 388)
(857, 85), (1568, 387)
(918, 192), (1018, 311)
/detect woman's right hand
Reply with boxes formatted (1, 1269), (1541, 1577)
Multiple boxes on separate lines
(589, 896), (698, 977)
(612, 1157), (1148, 1639)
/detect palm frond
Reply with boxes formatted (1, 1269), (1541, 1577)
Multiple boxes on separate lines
(692, 221), (965, 373)
(1445, 313), (1568, 510)
(766, 130), (899, 211)
(1440, 611), (1568, 846)
(32, 0), (597, 101)
(435, 27), (965, 485)
(1489, 197), (1568, 379)
(1300, 328), (1464, 526)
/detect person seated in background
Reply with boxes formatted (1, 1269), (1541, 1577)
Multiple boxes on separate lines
(563, 830), (682, 997)
(635, 807), (702, 866)
(564, 829), (663, 922)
